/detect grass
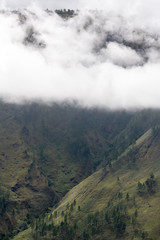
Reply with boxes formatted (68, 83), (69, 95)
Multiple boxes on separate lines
(14, 127), (160, 240)
(0, 104), (159, 239)
(0, 103), (136, 238)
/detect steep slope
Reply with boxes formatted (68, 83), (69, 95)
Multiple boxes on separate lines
(0, 102), (134, 238)
(0, 102), (160, 239)
(16, 126), (160, 240)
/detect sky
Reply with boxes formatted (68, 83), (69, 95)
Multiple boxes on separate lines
(0, 0), (160, 109)
(2, 0), (160, 14)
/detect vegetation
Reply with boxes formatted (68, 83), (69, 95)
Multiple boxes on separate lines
(0, 102), (160, 239)
(55, 9), (75, 16)
(137, 174), (156, 195)
(13, 120), (160, 240)
(0, 189), (10, 216)
(0, 102), (134, 238)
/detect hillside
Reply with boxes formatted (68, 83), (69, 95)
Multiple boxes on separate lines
(14, 125), (160, 240)
(1, 3), (160, 240)
(0, 102), (160, 239)
(0, 102), (134, 238)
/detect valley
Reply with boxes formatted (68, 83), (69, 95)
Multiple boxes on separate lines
(0, 102), (159, 239)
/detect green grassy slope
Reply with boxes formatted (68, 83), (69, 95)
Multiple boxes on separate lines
(16, 126), (160, 240)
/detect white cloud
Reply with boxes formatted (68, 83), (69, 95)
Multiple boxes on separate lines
(100, 42), (143, 67)
(0, 3), (160, 109)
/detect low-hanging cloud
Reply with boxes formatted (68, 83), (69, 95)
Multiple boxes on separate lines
(1, 1), (160, 109)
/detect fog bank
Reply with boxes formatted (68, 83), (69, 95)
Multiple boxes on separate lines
(0, 2), (160, 109)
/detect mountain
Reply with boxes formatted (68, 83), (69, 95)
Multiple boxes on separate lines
(14, 124), (160, 240)
(0, 102), (159, 239)
(0, 101), (133, 239)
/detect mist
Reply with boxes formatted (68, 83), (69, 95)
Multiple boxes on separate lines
(1, 0), (160, 109)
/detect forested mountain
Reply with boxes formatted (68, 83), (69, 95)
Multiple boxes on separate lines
(0, 102), (160, 239)
(14, 114), (160, 240)
(1, 1), (160, 239)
